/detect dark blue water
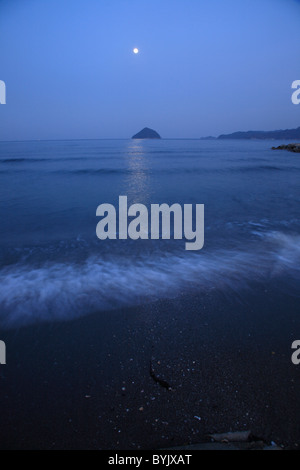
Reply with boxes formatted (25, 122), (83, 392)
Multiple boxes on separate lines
(0, 139), (299, 328)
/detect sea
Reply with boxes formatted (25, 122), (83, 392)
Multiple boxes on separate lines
(0, 138), (299, 329)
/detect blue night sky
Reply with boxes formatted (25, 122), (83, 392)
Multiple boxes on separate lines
(0, 0), (300, 140)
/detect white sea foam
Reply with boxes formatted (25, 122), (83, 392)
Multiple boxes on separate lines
(0, 231), (299, 328)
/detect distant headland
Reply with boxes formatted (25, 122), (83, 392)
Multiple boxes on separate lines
(202, 126), (300, 140)
(132, 127), (161, 139)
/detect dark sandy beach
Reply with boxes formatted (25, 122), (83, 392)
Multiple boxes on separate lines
(1, 277), (300, 450)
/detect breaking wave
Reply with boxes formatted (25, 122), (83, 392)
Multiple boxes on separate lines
(0, 231), (299, 329)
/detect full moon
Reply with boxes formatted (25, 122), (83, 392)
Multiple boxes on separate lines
(133, 48), (139, 54)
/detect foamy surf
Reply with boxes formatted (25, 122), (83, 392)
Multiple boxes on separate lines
(0, 231), (299, 329)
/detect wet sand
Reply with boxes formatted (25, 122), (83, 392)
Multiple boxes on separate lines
(0, 279), (300, 450)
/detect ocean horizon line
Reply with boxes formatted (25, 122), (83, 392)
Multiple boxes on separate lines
(0, 137), (295, 144)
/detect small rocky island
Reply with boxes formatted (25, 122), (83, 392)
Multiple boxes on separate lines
(271, 143), (300, 153)
(132, 127), (161, 139)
